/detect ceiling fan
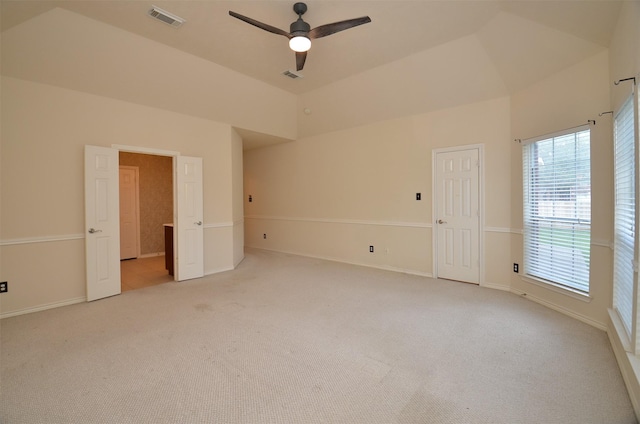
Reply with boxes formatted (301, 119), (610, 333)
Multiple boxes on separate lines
(229, 2), (371, 72)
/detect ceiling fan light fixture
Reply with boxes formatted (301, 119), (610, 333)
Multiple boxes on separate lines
(229, 3), (371, 70)
(289, 36), (311, 52)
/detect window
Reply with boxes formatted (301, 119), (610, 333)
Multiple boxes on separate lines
(522, 126), (591, 294)
(613, 96), (636, 341)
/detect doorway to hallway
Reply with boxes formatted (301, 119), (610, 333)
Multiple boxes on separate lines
(119, 152), (173, 292)
(85, 144), (205, 301)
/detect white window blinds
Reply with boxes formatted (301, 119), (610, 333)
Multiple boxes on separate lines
(522, 127), (591, 293)
(613, 96), (636, 340)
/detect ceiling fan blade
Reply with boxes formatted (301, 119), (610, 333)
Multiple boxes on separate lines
(229, 11), (292, 38)
(296, 51), (308, 71)
(308, 16), (371, 39)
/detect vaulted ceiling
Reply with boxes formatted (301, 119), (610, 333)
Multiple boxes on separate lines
(1, 0), (624, 96)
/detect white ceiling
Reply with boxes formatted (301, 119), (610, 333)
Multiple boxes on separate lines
(0, 0), (624, 96)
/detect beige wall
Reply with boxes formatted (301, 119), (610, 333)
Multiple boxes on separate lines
(245, 96), (512, 284)
(510, 50), (613, 328)
(609, 0), (640, 112)
(119, 152), (173, 256)
(414, 98), (513, 289)
(0, 77), (240, 315)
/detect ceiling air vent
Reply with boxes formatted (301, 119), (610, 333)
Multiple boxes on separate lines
(283, 70), (303, 79)
(148, 6), (185, 28)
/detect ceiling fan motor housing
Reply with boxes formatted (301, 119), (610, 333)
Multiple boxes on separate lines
(291, 2), (310, 36)
(290, 18), (310, 36)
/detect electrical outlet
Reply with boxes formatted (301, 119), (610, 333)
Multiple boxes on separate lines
(0, 281), (7, 293)
(369, 246), (374, 253)
(513, 263), (519, 273)
(248, 195), (253, 203)
(263, 234), (267, 239)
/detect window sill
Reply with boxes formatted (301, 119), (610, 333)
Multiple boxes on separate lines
(519, 274), (592, 303)
(608, 309), (640, 420)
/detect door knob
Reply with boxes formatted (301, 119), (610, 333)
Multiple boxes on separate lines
(88, 228), (102, 234)
(437, 219), (447, 224)
(194, 221), (202, 226)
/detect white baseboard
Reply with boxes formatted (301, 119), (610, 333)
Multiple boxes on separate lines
(139, 252), (165, 258)
(204, 266), (234, 276)
(1, 296), (86, 319)
(481, 281), (510, 291)
(247, 247), (433, 278)
(510, 288), (606, 330)
(233, 254), (245, 269)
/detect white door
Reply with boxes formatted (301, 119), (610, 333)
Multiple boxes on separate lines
(119, 166), (139, 260)
(176, 156), (204, 281)
(85, 146), (121, 301)
(434, 148), (480, 284)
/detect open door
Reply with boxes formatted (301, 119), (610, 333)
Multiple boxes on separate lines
(85, 145), (121, 301)
(175, 155), (204, 281)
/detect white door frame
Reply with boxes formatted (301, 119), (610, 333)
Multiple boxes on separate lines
(431, 144), (485, 285)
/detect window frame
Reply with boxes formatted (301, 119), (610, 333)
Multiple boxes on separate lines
(613, 95), (637, 347)
(522, 125), (592, 295)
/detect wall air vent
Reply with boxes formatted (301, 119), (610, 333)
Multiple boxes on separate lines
(148, 6), (185, 28)
(283, 70), (303, 79)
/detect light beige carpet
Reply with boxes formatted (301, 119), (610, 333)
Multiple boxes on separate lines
(1, 248), (636, 423)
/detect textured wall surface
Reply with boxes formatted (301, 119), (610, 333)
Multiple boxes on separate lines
(119, 152), (173, 255)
